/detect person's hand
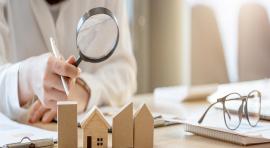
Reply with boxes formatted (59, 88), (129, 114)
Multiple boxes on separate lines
(68, 78), (91, 113)
(28, 100), (56, 123)
(28, 79), (91, 123)
(24, 53), (90, 123)
(18, 53), (80, 108)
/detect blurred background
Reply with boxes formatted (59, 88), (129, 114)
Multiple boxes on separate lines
(126, 0), (270, 94)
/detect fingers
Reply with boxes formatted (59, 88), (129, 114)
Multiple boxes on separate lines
(29, 100), (49, 123)
(43, 99), (57, 109)
(28, 100), (42, 122)
(41, 109), (57, 123)
(51, 58), (79, 78)
(44, 73), (66, 92)
(44, 87), (68, 102)
(43, 88), (69, 108)
(32, 107), (48, 123)
(66, 56), (76, 65)
(44, 73), (63, 91)
(42, 82), (68, 108)
(43, 87), (67, 109)
(38, 55), (79, 109)
(28, 100), (57, 123)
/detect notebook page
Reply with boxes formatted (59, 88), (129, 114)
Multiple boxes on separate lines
(0, 113), (57, 146)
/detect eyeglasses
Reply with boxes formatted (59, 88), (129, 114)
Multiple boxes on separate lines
(198, 90), (261, 130)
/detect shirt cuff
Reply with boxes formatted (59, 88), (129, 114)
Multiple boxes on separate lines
(5, 63), (27, 121)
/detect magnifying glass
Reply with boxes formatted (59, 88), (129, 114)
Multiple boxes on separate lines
(74, 7), (119, 67)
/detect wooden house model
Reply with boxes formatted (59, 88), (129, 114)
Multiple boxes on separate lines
(112, 103), (133, 148)
(81, 107), (110, 148)
(133, 104), (154, 148)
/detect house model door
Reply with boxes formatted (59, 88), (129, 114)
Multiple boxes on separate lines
(87, 136), (92, 148)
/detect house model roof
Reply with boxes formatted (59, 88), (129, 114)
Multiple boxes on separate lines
(80, 106), (110, 129)
(134, 104), (153, 119)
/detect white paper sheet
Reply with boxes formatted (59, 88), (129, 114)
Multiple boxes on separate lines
(154, 84), (217, 102)
(78, 106), (183, 128)
(154, 86), (189, 102)
(208, 79), (270, 102)
(0, 113), (57, 146)
(207, 79), (270, 120)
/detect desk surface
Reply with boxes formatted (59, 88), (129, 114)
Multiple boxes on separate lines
(34, 94), (270, 148)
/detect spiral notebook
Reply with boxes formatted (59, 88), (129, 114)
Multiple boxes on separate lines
(184, 119), (270, 145)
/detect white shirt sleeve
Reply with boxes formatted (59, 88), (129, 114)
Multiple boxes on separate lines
(81, 0), (137, 109)
(0, 63), (27, 121)
(0, 2), (27, 121)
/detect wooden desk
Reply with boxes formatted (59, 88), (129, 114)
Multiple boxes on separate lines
(34, 94), (270, 148)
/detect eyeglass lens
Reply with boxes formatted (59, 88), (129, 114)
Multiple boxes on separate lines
(223, 91), (261, 130)
(246, 91), (261, 126)
(224, 93), (242, 130)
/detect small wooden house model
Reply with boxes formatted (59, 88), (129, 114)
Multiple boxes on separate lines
(81, 107), (110, 148)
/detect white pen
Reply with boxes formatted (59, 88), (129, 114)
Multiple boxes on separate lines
(49, 37), (70, 96)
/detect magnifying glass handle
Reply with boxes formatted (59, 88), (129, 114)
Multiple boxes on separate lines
(74, 56), (82, 67)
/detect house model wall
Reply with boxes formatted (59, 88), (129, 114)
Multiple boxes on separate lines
(134, 104), (154, 148)
(112, 103), (133, 148)
(81, 107), (110, 148)
(112, 103), (154, 148)
(57, 101), (78, 148)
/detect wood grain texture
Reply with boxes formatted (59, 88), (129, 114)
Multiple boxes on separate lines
(112, 103), (133, 148)
(57, 101), (77, 148)
(134, 104), (154, 148)
(81, 107), (110, 148)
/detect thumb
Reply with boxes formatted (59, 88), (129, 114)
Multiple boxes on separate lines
(65, 56), (81, 77)
(66, 56), (76, 65)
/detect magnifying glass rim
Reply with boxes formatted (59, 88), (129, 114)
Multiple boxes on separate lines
(76, 7), (119, 63)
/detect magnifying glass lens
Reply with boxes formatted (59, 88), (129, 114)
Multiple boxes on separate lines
(77, 14), (118, 59)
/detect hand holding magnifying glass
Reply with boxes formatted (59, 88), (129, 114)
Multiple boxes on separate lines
(50, 7), (119, 95)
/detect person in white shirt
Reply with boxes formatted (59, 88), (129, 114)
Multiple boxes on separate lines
(0, 0), (137, 123)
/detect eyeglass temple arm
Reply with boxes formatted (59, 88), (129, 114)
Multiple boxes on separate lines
(198, 101), (219, 124)
(225, 96), (248, 101)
